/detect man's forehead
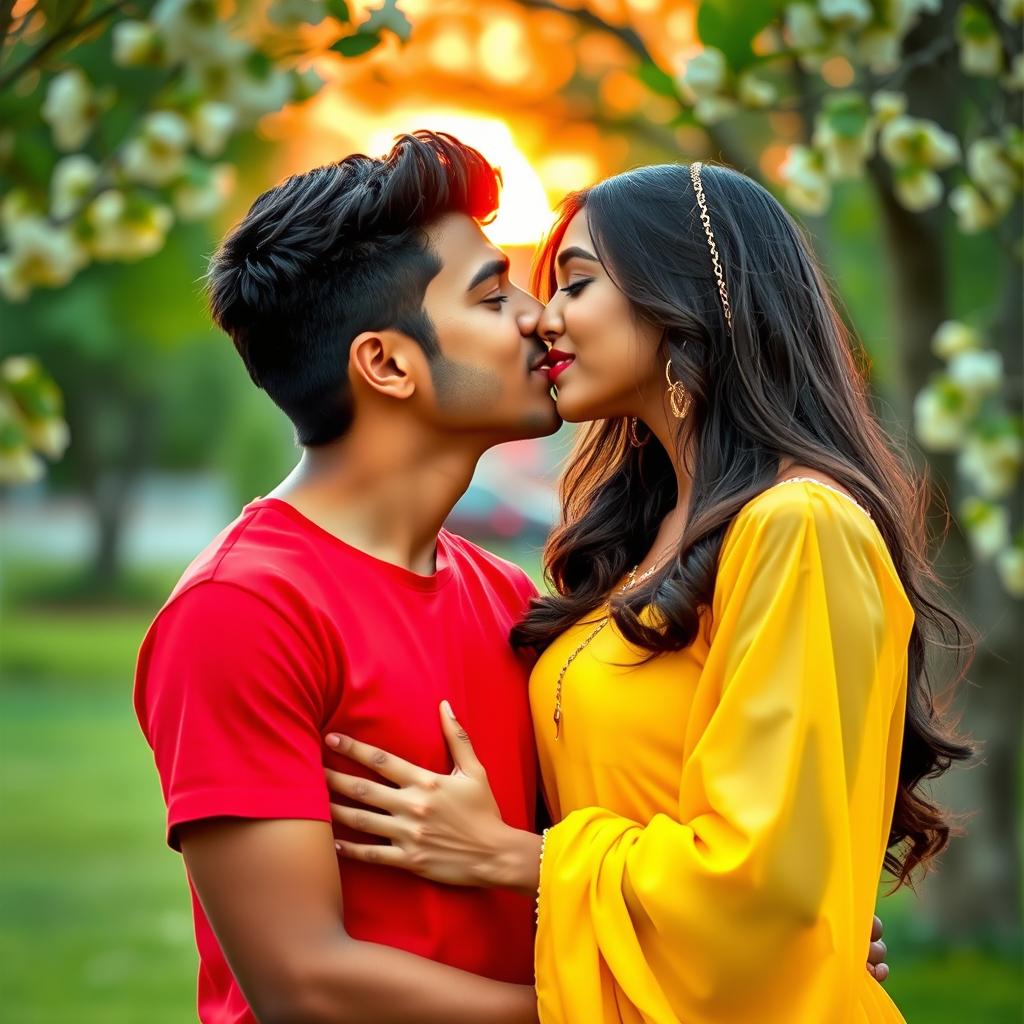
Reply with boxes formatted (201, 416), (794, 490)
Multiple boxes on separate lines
(427, 212), (505, 275)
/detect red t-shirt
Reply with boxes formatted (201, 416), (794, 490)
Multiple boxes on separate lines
(134, 498), (540, 1024)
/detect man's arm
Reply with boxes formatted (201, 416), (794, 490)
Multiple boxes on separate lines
(181, 817), (537, 1024)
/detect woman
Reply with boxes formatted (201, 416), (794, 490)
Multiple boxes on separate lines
(324, 162), (971, 1022)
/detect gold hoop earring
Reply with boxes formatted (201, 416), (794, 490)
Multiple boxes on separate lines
(665, 359), (692, 420)
(628, 417), (650, 448)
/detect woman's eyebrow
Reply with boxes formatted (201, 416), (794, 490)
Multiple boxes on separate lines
(557, 246), (599, 268)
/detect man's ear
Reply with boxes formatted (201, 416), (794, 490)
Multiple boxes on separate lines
(349, 330), (421, 401)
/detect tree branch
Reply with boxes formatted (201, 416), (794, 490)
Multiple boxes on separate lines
(0, 0), (133, 90)
(512, 0), (765, 184)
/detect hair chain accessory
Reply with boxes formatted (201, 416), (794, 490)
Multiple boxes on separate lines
(689, 162), (733, 333)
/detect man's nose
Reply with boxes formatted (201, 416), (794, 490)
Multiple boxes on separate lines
(516, 308), (541, 339)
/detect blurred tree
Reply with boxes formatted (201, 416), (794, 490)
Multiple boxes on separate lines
(0, 0), (408, 579)
(0, 0), (411, 483)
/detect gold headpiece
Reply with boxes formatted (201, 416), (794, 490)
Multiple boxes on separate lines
(689, 162), (732, 333)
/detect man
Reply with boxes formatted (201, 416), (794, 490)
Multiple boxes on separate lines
(135, 131), (557, 1024)
(135, 131), (887, 1024)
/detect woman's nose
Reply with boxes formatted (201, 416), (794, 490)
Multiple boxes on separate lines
(537, 301), (564, 345)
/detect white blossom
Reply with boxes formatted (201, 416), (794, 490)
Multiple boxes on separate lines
(681, 48), (729, 100)
(814, 112), (875, 179)
(949, 182), (1001, 232)
(737, 71), (777, 108)
(0, 212), (88, 300)
(0, 444), (45, 485)
(959, 431), (1023, 499)
(25, 417), (71, 461)
(996, 546), (1024, 598)
(895, 166), (944, 210)
(693, 95), (740, 124)
(173, 163), (235, 220)
(86, 191), (175, 262)
(785, 4), (827, 49)
(818, 0), (873, 31)
(120, 110), (191, 187)
(879, 115), (960, 169)
(191, 101), (237, 158)
(947, 349), (1003, 396)
(961, 498), (1010, 559)
(1006, 53), (1024, 91)
(151, 0), (230, 66)
(932, 320), (982, 360)
(960, 32), (1003, 77)
(914, 383), (973, 451)
(858, 29), (901, 73)
(41, 68), (97, 151)
(967, 137), (1019, 209)
(50, 155), (101, 220)
(871, 90), (907, 124)
(112, 20), (161, 66)
(780, 145), (832, 214)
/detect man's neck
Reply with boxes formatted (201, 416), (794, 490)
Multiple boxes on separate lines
(265, 421), (485, 576)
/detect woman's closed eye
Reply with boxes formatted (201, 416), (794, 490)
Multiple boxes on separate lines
(482, 293), (509, 308)
(560, 279), (592, 298)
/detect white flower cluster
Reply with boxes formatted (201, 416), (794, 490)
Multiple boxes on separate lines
(1, 0), (335, 302)
(676, 47), (778, 126)
(770, 1), (1023, 224)
(0, 356), (70, 486)
(785, 0), (941, 75)
(914, 321), (1023, 597)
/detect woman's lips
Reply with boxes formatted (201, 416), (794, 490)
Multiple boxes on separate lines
(545, 349), (576, 384)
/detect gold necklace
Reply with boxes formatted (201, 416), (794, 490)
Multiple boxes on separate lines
(552, 562), (659, 739)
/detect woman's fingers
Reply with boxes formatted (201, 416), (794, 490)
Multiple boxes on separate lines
(324, 768), (401, 812)
(330, 800), (402, 840)
(439, 701), (485, 778)
(871, 914), (884, 942)
(867, 939), (887, 966)
(334, 838), (407, 867)
(325, 733), (426, 786)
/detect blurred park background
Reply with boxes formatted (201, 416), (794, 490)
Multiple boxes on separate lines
(1, 0), (1021, 1020)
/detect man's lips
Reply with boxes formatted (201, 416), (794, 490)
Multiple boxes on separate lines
(544, 349), (576, 384)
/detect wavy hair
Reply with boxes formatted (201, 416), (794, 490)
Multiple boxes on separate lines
(511, 163), (972, 886)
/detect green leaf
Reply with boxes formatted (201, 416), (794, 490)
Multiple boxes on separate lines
(362, 0), (412, 43)
(696, 0), (781, 72)
(325, 0), (352, 23)
(824, 91), (870, 139)
(332, 31), (382, 58)
(636, 61), (680, 100)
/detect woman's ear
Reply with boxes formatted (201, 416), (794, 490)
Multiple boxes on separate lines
(349, 330), (418, 401)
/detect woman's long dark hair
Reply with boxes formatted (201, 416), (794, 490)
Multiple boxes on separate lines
(511, 163), (973, 886)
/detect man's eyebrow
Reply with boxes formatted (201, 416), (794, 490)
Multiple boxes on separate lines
(557, 246), (599, 268)
(466, 256), (510, 292)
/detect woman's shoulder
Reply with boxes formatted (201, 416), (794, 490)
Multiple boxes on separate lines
(719, 473), (908, 601)
(721, 473), (889, 570)
(736, 475), (873, 531)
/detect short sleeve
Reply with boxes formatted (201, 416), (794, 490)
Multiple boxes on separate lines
(134, 580), (339, 850)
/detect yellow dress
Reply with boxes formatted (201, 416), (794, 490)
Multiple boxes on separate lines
(529, 480), (913, 1024)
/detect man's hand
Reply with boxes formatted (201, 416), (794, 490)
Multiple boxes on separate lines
(325, 701), (541, 892)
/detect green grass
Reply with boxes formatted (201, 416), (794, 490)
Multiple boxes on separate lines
(1, 687), (196, 1023)
(1, 577), (1021, 1021)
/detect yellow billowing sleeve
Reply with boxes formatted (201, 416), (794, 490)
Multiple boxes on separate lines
(534, 487), (913, 1024)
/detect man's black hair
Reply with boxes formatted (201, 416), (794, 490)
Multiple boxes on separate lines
(206, 131), (502, 444)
